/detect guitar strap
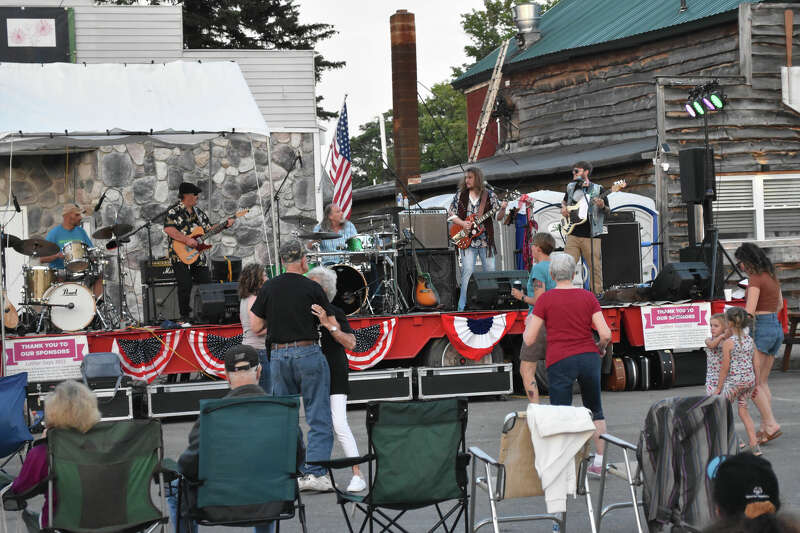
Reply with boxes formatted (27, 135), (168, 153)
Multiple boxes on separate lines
(477, 190), (488, 218)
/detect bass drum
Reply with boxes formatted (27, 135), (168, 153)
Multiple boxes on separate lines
(332, 264), (368, 315)
(43, 282), (96, 332)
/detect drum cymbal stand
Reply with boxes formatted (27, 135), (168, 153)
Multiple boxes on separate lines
(102, 197), (136, 327)
(368, 250), (407, 314)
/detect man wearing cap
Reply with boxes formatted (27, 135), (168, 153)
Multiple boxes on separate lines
(250, 239), (336, 493)
(40, 204), (102, 297)
(164, 182), (234, 323)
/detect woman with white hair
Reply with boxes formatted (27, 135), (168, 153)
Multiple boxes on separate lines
(522, 252), (612, 475)
(307, 266), (366, 493)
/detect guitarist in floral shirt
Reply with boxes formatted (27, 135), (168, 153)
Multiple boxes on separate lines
(164, 182), (234, 323)
(448, 167), (506, 311)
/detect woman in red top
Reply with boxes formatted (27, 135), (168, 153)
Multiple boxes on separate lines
(523, 252), (612, 473)
(734, 243), (783, 445)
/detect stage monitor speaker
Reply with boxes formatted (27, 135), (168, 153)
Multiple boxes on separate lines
(651, 262), (710, 301)
(143, 283), (180, 324)
(600, 222), (641, 289)
(190, 282), (239, 324)
(397, 249), (458, 311)
(466, 270), (529, 310)
(679, 147), (715, 203)
(679, 242), (724, 299)
(398, 211), (449, 249)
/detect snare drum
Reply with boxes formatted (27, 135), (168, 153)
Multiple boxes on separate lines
(42, 282), (96, 332)
(63, 241), (90, 273)
(331, 264), (368, 315)
(23, 266), (56, 303)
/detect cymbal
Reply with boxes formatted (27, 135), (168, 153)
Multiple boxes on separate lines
(353, 214), (390, 223)
(282, 214), (318, 227)
(297, 231), (341, 240)
(13, 238), (59, 257)
(369, 206), (403, 216)
(92, 224), (133, 240)
(0, 233), (21, 249)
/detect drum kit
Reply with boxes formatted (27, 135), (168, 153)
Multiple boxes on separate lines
(5, 223), (135, 334)
(294, 206), (409, 316)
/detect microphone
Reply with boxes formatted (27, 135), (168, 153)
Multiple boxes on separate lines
(94, 190), (108, 212)
(67, 302), (75, 309)
(296, 150), (303, 168)
(12, 193), (20, 213)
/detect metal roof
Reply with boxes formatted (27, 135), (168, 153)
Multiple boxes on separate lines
(454, 0), (762, 88)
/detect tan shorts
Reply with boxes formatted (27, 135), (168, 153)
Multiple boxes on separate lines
(520, 325), (546, 362)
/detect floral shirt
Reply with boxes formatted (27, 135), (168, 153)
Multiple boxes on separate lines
(164, 202), (213, 266)
(704, 343), (723, 395)
(448, 188), (501, 249)
(725, 333), (756, 387)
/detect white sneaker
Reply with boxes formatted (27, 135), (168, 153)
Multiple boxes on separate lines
(297, 474), (312, 491)
(301, 474), (333, 492)
(346, 475), (367, 493)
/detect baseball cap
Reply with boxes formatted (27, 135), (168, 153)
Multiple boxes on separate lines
(179, 182), (202, 195)
(710, 452), (780, 518)
(63, 203), (90, 217)
(279, 239), (306, 264)
(224, 344), (260, 372)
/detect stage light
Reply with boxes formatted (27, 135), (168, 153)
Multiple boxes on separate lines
(692, 100), (706, 116)
(709, 90), (725, 109)
(685, 101), (697, 118)
(701, 96), (716, 111)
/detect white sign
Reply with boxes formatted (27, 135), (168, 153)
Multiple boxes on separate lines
(7, 19), (56, 47)
(4, 335), (88, 382)
(641, 302), (712, 351)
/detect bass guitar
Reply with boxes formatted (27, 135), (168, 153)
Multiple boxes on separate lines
(172, 209), (249, 265)
(559, 180), (626, 235)
(449, 191), (517, 249)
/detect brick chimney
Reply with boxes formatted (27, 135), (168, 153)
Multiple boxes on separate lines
(390, 10), (420, 190)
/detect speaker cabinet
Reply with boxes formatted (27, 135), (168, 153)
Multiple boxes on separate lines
(679, 242), (724, 299)
(398, 212), (450, 249)
(189, 282), (240, 324)
(397, 249), (458, 311)
(600, 222), (641, 289)
(466, 270), (529, 310)
(651, 262), (710, 301)
(143, 284), (180, 324)
(679, 147), (715, 203)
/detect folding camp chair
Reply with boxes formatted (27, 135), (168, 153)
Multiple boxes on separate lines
(469, 410), (594, 533)
(173, 395), (307, 533)
(2, 418), (168, 533)
(312, 398), (470, 533)
(595, 395), (738, 533)
(0, 373), (34, 476)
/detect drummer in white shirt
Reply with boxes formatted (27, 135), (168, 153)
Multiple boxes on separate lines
(307, 203), (358, 265)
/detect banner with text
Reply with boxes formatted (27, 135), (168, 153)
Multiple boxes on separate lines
(641, 302), (711, 351)
(4, 335), (88, 382)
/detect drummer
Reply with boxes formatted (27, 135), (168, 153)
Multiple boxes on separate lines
(39, 204), (101, 297)
(307, 203), (357, 264)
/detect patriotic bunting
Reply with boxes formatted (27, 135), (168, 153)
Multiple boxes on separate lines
(440, 312), (519, 360)
(112, 330), (183, 383)
(187, 330), (244, 378)
(346, 318), (398, 370)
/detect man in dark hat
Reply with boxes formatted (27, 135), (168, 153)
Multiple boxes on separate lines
(250, 239), (337, 492)
(164, 182), (235, 324)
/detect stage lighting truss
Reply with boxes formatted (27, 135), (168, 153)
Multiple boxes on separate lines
(684, 81), (727, 118)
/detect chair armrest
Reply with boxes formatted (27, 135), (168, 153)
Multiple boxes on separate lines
(156, 458), (181, 484)
(600, 433), (638, 451)
(308, 455), (373, 470)
(468, 446), (500, 467)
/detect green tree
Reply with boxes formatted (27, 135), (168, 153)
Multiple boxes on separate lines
(350, 111), (394, 190)
(98, 0), (344, 119)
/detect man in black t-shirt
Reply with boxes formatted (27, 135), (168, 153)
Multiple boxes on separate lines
(250, 239), (335, 492)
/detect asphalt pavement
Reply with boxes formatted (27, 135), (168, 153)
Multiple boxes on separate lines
(5, 370), (800, 532)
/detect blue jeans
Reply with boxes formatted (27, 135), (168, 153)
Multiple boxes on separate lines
(270, 344), (333, 477)
(256, 349), (272, 394)
(458, 246), (496, 311)
(166, 479), (275, 533)
(547, 352), (604, 421)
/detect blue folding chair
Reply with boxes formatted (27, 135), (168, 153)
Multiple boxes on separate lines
(0, 373), (33, 477)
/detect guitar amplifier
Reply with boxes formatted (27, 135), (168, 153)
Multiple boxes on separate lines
(398, 211), (449, 249)
(190, 282), (239, 324)
(139, 257), (176, 285)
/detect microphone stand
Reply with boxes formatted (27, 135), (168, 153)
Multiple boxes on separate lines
(262, 153), (301, 271)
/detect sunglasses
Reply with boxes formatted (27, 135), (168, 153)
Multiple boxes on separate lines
(572, 169), (583, 174)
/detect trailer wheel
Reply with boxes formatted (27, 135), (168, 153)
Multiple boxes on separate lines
(424, 338), (504, 367)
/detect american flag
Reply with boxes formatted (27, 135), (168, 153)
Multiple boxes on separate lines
(328, 103), (353, 219)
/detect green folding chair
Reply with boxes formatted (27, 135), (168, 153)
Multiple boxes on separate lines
(313, 398), (470, 533)
(3, 418), (168, 533)
(175, 395), (307, 532)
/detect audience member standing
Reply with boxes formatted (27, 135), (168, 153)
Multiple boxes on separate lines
(250, 240), (334, 492)
(239, 263), (270, 393)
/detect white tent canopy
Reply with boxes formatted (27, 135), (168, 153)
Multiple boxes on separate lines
(0, 60), (270, 145)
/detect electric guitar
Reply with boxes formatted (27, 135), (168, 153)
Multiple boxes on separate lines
(407, 229), (439, 308)
(172, 209), (249, 265)
(449, 191), (518, 249)
(3, 290), (18, 329)
(559, 180), (626, 235)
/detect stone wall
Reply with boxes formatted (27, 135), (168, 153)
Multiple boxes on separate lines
(0, 132), (316, 320)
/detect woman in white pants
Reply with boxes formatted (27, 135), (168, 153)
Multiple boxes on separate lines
(308, 266), (366, 492)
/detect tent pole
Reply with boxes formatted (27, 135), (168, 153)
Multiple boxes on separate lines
(266, 140), (279, 271)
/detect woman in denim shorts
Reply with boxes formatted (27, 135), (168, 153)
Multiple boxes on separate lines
(735, 243), (783, 445)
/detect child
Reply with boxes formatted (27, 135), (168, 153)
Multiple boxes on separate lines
(704, 313), (728, 396)
(714, 307), (760, 455)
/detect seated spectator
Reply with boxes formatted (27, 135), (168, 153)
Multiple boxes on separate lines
(705, 452), (800, 533)
(5, 381), (101, 530)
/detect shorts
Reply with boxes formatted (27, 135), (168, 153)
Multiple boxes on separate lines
(722, 381), (755, 408)
(519, 325), (546, 362)
(753, 313), (783, 356)
(547, 351), (604, 420)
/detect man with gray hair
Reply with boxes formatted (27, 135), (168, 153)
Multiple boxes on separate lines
(250, 239), (336, 492)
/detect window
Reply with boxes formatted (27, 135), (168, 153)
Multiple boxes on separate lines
(713, 173), (800, 240)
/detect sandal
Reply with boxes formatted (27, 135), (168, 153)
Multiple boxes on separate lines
(758, 429), (782, 445)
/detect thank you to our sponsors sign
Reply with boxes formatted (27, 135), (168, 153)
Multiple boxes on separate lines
(4, 335), (88, 382)
(641, 302), (711, 351)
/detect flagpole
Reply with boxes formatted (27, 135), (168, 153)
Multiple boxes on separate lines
(318, 94), (348, 193)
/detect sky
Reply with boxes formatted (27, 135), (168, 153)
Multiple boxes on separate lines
(296, 0), (487, 140)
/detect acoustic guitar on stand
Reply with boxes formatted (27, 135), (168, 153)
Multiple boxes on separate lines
(559, 180), (626, 235)
(172, 209), (249, 265)
(449, 191), (518, 249)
